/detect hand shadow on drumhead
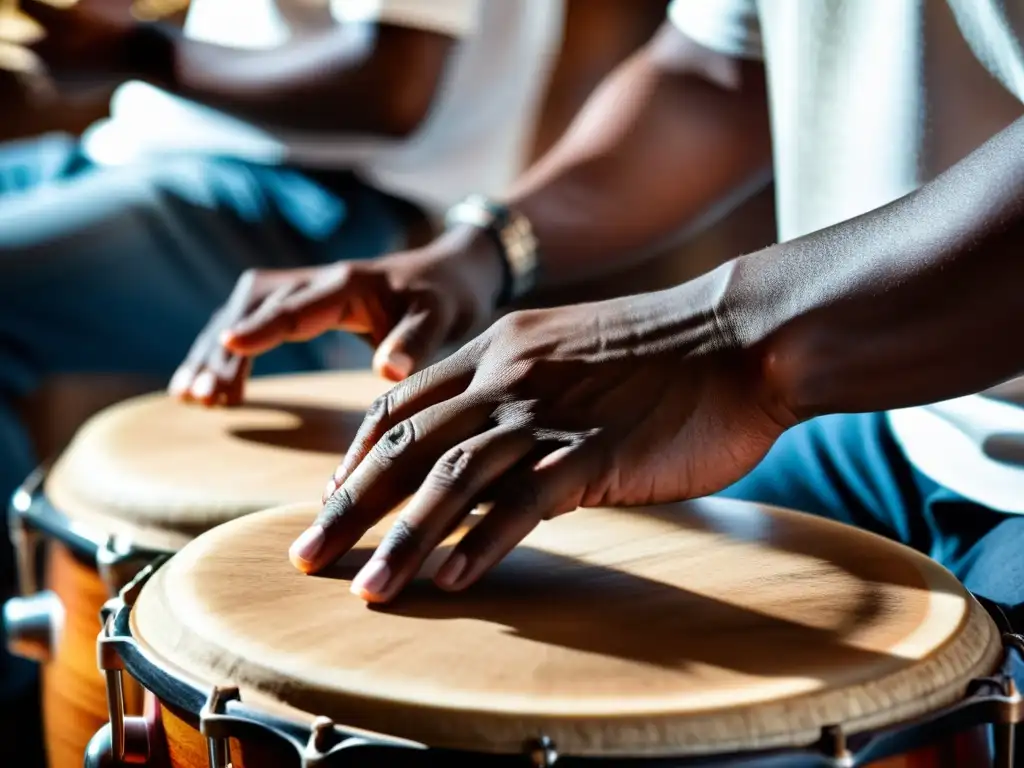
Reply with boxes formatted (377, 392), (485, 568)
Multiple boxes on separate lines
(227, 401), (366, 455)
(319, 502), (933, 681)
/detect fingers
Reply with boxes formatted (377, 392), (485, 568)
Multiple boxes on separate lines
(324, 345), (480, 501)
(347, 427), (535, 603)
(290, 392), (491, 574)
(222, 271), (396, 357)
(432, 444), (593, 594)
(169, 310), (252, 406)
(372, 293), (454, 382)
(175, 354), (250, 407)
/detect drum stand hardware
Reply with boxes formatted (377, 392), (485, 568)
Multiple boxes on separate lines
(3, 467), (166, 662)
(526, 736), (559, 767)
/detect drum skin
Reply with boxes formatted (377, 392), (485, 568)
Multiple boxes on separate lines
(27, 371), (388, 768)
(42, 542), (145, 768)
(127, 502), (1001, 768)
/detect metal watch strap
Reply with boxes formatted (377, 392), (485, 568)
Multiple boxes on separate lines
(444, 195), (539, 307)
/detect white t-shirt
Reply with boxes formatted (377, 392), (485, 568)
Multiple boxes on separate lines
(80, 0), (564, 217)
(669, 0), (1024, 513)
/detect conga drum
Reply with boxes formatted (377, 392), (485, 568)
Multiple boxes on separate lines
(2, 371), (389, 768)
(85, 500), (1023, 768)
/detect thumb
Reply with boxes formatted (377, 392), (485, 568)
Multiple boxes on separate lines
(372, 294), (453, 382)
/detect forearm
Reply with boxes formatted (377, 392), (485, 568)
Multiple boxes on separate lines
(127, 22), (451, 135)
(721, 116), (1024, 421)
(505, 25), (772, 291)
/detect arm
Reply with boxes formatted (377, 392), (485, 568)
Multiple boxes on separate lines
(445, 22), (772, 297)
(129, 21), (454, 135)
(722, 114), (1024, 421)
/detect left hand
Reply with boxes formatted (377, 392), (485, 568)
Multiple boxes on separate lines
(20, 0), (136, 81)
(289, 277), (796, 603)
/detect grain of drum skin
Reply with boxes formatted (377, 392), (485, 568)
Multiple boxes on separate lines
(127, 501), (999, 764)
(26, 371), (390, 768)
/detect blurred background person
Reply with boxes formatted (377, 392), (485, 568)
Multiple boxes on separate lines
(0, 0), (564, 764)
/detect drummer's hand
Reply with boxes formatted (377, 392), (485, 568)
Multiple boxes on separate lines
(290, 275), (796, 602)
(20, 0), (135, 81)
(169, 235), (503, 406)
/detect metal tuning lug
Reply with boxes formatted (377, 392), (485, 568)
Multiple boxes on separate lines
(83, 719), (153, 768)
(526, 736), (558, 768)
(301, 716), (337, 768)
(87, 615), (152, 766)
(200, 686), (242, 768)
(2, 589), (64, 662)
(97, 535), (161, 598)
(819, 724), (854, 768)
(4, 467), (73, 662)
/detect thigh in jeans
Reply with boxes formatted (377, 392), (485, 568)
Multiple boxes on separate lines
(0, 153), (403, 710)
(715, 412), (936, 549)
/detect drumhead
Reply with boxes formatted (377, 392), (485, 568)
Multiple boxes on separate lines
(45, 371), (389, 551)
(128, 500), (1000, 758)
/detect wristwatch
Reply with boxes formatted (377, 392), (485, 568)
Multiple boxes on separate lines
(444, 194), (540, 307)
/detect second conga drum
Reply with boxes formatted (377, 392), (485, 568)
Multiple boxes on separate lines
(2, 370), (389, 768)
(87, 500), (1021, 768)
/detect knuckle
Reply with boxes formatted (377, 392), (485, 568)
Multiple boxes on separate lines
(319, 485), (356, 528)
(367, 391), (395, 424)
(377, 517), (423, 560)
(429, 446), (476, 492)
(370, 419), (416, 463)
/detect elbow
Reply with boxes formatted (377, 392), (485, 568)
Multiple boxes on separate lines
(352, 25), (454, 138)
(371, 74), (440, 138)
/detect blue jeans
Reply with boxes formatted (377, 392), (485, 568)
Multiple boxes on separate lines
(718, 412), (1024, 764)
(0, 134), (404, 764)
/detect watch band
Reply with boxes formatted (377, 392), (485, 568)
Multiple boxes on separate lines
(444, 195), (539, 307)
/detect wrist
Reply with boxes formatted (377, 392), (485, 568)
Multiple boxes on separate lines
(701, 254), (804, 428)
(420, 225), (507, 315)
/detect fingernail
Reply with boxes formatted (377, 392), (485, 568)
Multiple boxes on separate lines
(386, 351), (413, 379)
(435, 553), (467, 590)
(168, 368), (190, 395)
(289, 525), (325, 569)
(191, 371), (216, 398)
(350, 558), (390, 600)
(322, 479), (337, 505)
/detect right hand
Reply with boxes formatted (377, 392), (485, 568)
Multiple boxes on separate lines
(169, 238), (503, 406)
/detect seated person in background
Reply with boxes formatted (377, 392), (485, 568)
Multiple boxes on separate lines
(0, 0), (561, 757)
(182, 0), (1024, 728)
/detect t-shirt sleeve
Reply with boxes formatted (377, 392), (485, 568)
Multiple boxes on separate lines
(945, 0), (1024, 103)
(330, 0), (481, 36)
(667, 0), (763, 60)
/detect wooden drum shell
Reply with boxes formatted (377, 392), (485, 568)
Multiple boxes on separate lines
(42, 542), (145, 768)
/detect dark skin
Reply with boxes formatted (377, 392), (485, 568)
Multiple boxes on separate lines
(175, 22), (1024, 601)
(20, 0), (454, 135)
(314, 110), (1024, 605)
(170, 24), (772, 403)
